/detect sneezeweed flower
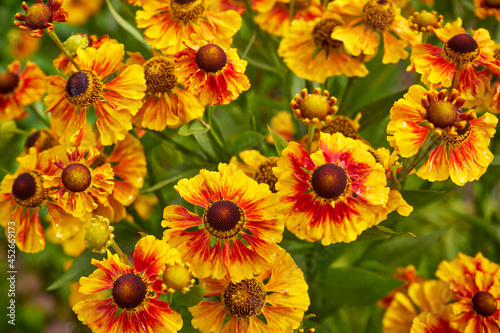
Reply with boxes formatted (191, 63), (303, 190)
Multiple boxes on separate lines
(126, 52), (204, 131)
(14, 0), (69, 38)
(24, 128), (58, 154)
(436, 252), (500, 332)
(290, 88), (338, 124)
(8, 29), (41, 60)
(190, 251), (310, 332)
(409, 18), (500, 102)
(254, 0), (324, 38)
(408, 10), (443, 33)
(274, 132), (390, 245)
(161, 260), (196, 294)
(92, 133), (147, 222)
(410, 307), (460, 333)
(474, 0), (500, 21)
(44, 41), (146, 146)
(136, 0), (242, 54)
(0, 147), (82, 253)
(174, 38), (250, 106)
(328, 0), (421, 64)
(73, 235), (183, 333)
(0, 60), (46, 123)
(387, 85), (498, 186)
(230, 150), (280, 192)
(43, 146), (115, 217)
(382, 280), (453, 333)
(63, 0), (103, 26)
(378, 265), (426, 309)
(278, 14), (369, 83)
(162, 163), (284, 281)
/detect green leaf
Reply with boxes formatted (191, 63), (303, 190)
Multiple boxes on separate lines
(267, 125), (288, 157)
(492, 155), (500, 166)
(47, 250), (105, 290)
(142, 162), (200, 193)
(357, 90), (407, 128)
(105, 0), (151, 51)
(177, 120), (210, 136)
(400, 189), (445, 209)
(231, 131), (265, 155)
(170, 285), (206, 308)
(356, 225), (416, 242)
(312, 267), (402, 307)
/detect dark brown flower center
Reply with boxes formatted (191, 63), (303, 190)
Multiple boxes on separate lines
(24, 129), (57, 152)
(440, 121), (472, 145)
(472, 291), (497, 317)
(426, 100), (458, 129)
(254, 158), (279, 193)
(65, 70), (103, 107)
(11, 171), (47, 208)
(0, 72), (20, 95)
(25, 3), (53, 30)
(143, 57), (177, 94)
(223, 278), (266, 318)
(485, 0), (500, 8)
(311, 164), (348, 200)
(321, 116), (359, 139)
(171, 0), (205, 21)
(195, 44), (227, 73)
(363, 0), (395, 30)
(444, 34), (480, 64)
(203, 200), (245, 239)
(313, 18), (343, 50)
(112, 274), (148, 310)
(287, 0), (312, 11)
(61, 163), (92, 193)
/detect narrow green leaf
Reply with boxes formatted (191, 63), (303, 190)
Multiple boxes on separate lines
(170, 285), (206, 308)
(267, 125), (288, 157)
(47, 250), (105, 290)
(231, 131), (265, 155)
(357, 90), (407, 128)
(142, 162), (200, 193)
(105, 0), (151, 51)
(177, 120), (210, 136)
(356, 225), (416, 242)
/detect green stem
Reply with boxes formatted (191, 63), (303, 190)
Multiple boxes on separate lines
(207, 105), (225, 151)
(48, 31), (81, 71)
(306, 122), (317, 154)
(111, 239), (133, 267)
(289, 0), (295, 25)
(13, 128), (30, 136)
(146, 130), (205, 160)
(338, 77), (355, 115)
(27, 104), (50, 127)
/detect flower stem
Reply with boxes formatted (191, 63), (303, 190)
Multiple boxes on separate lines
(207, 105), (226, 152)
(111, 239), (133, 267)
(27, 104), (51, 127)
(306, 122), (317, 154)
(48, 31), (81, 71)
(289, 0), (295, 24)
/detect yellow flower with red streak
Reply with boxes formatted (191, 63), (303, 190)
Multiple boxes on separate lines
(136, 0), (241, 54)
(409, 18), (500, 102)
(410, 307), (460, 333)
(328, 0), (421, 64)
(0, 60), (46, 123)
(474, 0), (500, 21)
(126, 52), (204, 131)
(73, 235), (183, 333)
(189, 251), (310, 332)
(436, 252), (500, 332)
(44, 41), (146, 146)
(162, 163), (284, 281)
(274, 132), (390, 245)
(43, 146), (115, 217)
(0, 147), (83, 253)
(93, 133), (148, 222)
(14, 0), (69, 38)
(387, 85), (498, 186)
(230, 150), (280, 192)
(278, 13), (369, 83)
(174, 38), (250, 106)
(254, 0), (324, 38)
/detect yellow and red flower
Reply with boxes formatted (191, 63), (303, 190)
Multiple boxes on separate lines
(436, 252), (500, 332)
(43, 146), (115, 217)
(8, 29), (41, 60)
(0, 146), (82, 253)
(409, 18), (500, 102)
(473, 0), (500, 21)
(0, 60), (46, 123)
(44, 41), (146, 146)
(190, 250), (310, 332)
(254, 0), (324, 38)
(136, 0), (241, 54)
(73, 235), (183, 333)
(328, 0), (421, 64)
(387, 85), (498, 186)
(278, 13), (369, 83)
(126, 52), (204, 131)
(174, 38), (250, 106)
(162, 163), (284, 281)
(290, 88), (338, 124)
(274, 132), (390, 245)
(14, 0), (69, 38)
(410, 307), (460, 333)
